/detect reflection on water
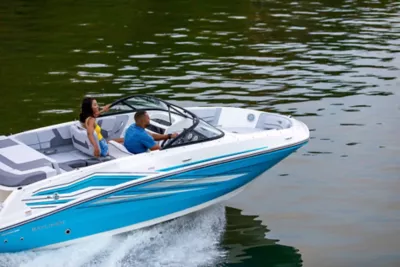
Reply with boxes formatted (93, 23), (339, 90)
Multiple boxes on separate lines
(221, 207), (302, 267)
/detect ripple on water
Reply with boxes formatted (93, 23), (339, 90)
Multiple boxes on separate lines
(77, 71), (113, 78)
(39, 109), (74, 114)
(77, 64), (110, 68)
(118, 65), (139, 71)
(128, 54), (165, 59)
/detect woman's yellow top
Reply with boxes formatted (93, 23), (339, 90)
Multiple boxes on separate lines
(94, 123), (104, 140)
(84, 117), (104, 141)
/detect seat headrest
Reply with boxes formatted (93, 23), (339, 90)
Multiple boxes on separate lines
(70, 123), (99, 157)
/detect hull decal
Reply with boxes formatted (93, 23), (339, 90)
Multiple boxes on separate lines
(158, 146), (268, 171)
(141, 173), (246, 189)
(0, 140), (307, 232)
(33, 175), (145, 196)
(32, 172), (151, 195)
(25, 199), (74, 207)
(91, 188), (204, 205)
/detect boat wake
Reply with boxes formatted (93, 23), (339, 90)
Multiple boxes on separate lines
(0, 205), (227, 267)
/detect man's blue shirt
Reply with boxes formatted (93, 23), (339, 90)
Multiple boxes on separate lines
(124, 124), (155, 154)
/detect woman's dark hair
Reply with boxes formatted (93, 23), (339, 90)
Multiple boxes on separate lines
(79, 97), (94, 123)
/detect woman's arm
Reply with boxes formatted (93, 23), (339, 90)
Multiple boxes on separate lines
(86, 118), (100, 157)
(99, 104), (111, 114)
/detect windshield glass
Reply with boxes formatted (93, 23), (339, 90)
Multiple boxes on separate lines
(124, 95), (169, 110)
(103, 102), (132, 115)
(167, 119), (224, 148)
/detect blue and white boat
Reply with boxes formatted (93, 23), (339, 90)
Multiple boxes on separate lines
(0, 95), (309, 253)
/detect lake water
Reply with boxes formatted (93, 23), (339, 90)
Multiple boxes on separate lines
(0, 0), (399, 266)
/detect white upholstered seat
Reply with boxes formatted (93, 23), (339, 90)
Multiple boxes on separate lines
(108, 140), (132, 158)
(70, 123), (100, 157)
(0, 136), (60, 187)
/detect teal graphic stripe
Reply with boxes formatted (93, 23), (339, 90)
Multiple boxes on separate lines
(158, 146), (268, 172)
(33, 175), (145, 196)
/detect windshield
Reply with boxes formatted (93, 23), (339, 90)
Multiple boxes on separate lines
(102, 95), (191, 119)
(124, 95), (169, 110)
(100, 94), (224, 148)
(165, 119), (224, 148)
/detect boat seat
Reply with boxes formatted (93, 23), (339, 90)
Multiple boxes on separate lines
(96, 114), (130, 140)
(256, 114), (292, 130)
(59, 157), (114, 171)
(12, 125), (73, 151)
(70, 123), (100, 157)
(191, 108), (222, 126)
(0, 136), (60, 187)
(108, 140), (132, 158)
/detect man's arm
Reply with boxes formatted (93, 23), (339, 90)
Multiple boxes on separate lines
(149, 132), (178, 141)
(142, 133), (160, 151)
(150, 132), (170, 141)
(149, 143), (161, 151)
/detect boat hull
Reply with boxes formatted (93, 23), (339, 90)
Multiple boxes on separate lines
(0, 142), (305, 253)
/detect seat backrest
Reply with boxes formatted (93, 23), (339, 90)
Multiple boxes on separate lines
(0, 136), (60, 187)
(96, 114), (130, 140)
(70, 123), (99, 157)
(12, 124), (73, 151)
(256, 113), (292, 130)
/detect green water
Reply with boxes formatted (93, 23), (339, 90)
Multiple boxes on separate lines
(0, 0), (399, 266)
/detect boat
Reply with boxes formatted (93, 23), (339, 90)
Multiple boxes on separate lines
(0, 94), (309, 253)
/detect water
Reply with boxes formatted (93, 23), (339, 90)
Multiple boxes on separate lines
(0, 206), (301, 267)
(0, 0), (399, 266)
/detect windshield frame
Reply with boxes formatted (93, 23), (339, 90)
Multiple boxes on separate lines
(99, 94), (224, 149)
(162, 117), (225, 149)
(99, 94), (193, 119)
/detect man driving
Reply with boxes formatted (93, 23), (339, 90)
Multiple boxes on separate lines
(124, 110), (178, 154)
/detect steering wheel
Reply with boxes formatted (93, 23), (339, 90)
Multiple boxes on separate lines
(160, 137), (170, 148)
(160, 128), (187, 149)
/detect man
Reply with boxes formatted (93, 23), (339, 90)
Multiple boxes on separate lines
(124, 110), (178, 154)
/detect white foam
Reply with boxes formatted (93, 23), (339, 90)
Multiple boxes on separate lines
(0, 205), (227, 267)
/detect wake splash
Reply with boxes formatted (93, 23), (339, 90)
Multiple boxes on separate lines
(0, 205), (227, 267)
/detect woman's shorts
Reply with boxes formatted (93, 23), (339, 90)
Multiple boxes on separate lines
(99, 138), (109, 157)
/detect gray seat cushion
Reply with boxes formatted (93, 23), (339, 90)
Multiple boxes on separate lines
(0, 136), (59, 187)
(0, 167), (56, 187)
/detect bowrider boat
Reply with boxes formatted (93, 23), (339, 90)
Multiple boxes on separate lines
(0, 95), (309, 253)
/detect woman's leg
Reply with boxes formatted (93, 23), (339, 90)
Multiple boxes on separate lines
(99, 139), (109, 157)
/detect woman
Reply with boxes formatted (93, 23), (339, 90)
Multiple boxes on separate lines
(79, 97), (111, 157)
